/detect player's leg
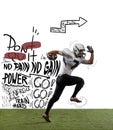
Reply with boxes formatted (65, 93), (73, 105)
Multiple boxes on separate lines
(61, 74), (84, 102)
(70, 76), (84, 102)
(43, 75), (66, 122)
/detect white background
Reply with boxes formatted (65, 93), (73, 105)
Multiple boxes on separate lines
(0, 0), (113, 108)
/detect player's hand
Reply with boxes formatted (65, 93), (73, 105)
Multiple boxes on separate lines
(87, 46), (94, 53)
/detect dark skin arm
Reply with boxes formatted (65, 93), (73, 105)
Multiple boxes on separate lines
(47, 50), (61, 55)
(83, 52), (94, 64)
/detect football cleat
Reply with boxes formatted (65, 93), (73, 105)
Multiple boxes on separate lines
(42, 114), (51, 122)
(70, 97), (82, 103)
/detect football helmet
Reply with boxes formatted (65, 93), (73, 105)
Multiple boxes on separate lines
(73, 43), (85, 57)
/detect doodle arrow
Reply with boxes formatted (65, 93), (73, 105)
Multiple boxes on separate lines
(74, 17), (87, 27)
(50, 17), (87, 33)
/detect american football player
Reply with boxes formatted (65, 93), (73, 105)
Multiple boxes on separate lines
(43, 43), (94, 122)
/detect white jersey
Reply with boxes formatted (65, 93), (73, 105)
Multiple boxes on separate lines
(59, 48), (86, 75)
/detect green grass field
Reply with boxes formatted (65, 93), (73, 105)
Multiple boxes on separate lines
(0, 109), (113, 130)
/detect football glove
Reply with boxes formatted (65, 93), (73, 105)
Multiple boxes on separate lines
(87, 46), (94, 53)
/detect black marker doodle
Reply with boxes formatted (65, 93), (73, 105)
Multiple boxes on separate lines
(44, 60), (61, 77)
(1, 27), (61, 109)
(4, 31), (41, 62)
(2, 73), (28, 85)
(34, 99), (48, 108)
(33, 76), (56, 108)
(4, 63), (13, 70)
(2, 83), (30, 101)
(31, 26), (39, 51)
(32, 26), (39, 36)
(50, 17), (87, 33)
(13, 96), (30, 109)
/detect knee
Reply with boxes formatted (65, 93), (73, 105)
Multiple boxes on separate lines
(79, 78), (85, 87)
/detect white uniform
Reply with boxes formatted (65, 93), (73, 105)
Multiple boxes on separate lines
(59, 48), (86, 75)
(44, 47), (87, 117)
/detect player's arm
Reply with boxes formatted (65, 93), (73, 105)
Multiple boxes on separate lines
(47, 48), (73, 57)
(83, 46), (94, 64)
(46, 50), (63, 60)
(47, 50), (61, 55)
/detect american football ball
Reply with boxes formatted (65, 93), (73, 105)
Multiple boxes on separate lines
(47, 54), (57, 60)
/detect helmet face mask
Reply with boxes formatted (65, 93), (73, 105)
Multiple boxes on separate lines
(73, 43), (86, 58)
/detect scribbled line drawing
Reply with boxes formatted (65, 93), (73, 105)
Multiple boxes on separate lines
(3, 26), (41, 61)
(31, 26), (39, 49)
(50, 17), (87, 33)
(32, 26), (39, 36)
(30, 73), (50, 79)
